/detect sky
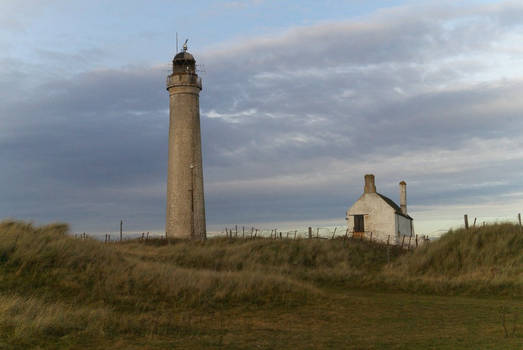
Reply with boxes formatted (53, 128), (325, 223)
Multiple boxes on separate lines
(2, 0), (523, 237)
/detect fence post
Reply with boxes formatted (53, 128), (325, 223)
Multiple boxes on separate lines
(316, 228), (319, 239)
(387, 235), (390, 246)
(242, 226), (245, 239)
(294, 230), (297, 240)
(286, 232), (289, 239)
(120, 220), (123, 242)
(370, 232), (373, 242)
(464, 214), (469, 230)
(415, 234), (418, 247)
(254, 229), (258, 239)
(235, 225), (238, 237)
(473, 217), (477, 227)
(308, 227), (312, 239)
(408, 235), (412, 250)
(146, 232), (149, 241)
(279, 232), (282, 240)
(518, 213), (522, 232)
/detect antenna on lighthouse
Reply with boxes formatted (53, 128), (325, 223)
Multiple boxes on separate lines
(183, 39), (188, 52)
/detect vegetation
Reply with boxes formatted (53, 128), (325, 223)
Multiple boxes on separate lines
(0, 220), (521, 349)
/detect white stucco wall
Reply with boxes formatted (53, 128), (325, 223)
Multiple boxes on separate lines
(395, 214), (413, 245)
(346, 193), (397, 243)
(397, 215), (412, 236)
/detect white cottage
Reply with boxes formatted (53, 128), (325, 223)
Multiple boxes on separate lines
(346, 174), (413, 244)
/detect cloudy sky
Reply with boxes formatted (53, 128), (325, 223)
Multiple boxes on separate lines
(2, 0), (523, 236)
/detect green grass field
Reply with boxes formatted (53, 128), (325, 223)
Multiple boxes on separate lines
(0, 220), (521, 349)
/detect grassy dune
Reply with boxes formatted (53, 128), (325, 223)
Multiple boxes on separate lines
(384, 223), (523, 295)
(0, 220), (521, 349)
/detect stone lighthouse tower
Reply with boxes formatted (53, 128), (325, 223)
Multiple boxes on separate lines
(165, 43), (206, 239)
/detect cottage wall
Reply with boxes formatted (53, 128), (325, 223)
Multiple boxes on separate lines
(395, 214), (413, 244)
(346, 193), (396, 243)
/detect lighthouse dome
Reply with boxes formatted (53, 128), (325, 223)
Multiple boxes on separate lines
(172, 51), (196, 74)
(173, 51), (195, 61)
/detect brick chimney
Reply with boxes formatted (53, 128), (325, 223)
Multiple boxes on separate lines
(364, 174), (376, 193)
(399, 181), (407, 215)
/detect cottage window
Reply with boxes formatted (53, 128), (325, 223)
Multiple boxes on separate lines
(354, 215), (365, 233)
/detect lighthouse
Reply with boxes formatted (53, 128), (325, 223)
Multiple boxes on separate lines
(165, 42), (206, 239)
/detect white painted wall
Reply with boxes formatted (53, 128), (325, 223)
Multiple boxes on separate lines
(397, 215), (412, 236)
(346, 193), (397, 243)
(394, 214), (413, 244)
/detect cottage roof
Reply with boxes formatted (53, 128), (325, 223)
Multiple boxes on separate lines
(377, 193), (413, 220)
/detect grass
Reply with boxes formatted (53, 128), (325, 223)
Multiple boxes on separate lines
(0, 220), (521, 349)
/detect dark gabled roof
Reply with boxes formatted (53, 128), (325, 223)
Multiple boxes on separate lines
(377, 193), (413, 220)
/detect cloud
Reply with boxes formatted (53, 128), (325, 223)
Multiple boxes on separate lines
(2, 1), (523, 233)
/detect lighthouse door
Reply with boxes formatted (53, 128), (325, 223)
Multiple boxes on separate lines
(354, 215), (365, 238)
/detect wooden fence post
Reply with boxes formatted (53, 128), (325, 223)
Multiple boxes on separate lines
(242, 226), (245, 239)
(370, 232), (373, 242)
(308, 227), (312, 239)
(415, 234), (418, 247)
(464, 214), (469, 230)
(279, 232), (282, 239)
(120, 220), (123, 242)
(518, 213), (522, 232)
(316, 228), (319, 239)
(473, 218), (477, 227)
(235, 225), (238, 237)
(387, 235), (390, 246)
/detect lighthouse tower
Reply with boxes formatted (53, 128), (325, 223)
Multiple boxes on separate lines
(165, 43), (206, 239)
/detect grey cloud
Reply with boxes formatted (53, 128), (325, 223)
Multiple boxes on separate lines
(3, 1), (523, 232)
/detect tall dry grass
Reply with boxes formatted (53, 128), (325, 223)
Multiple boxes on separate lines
(0, 219), (520, 347)
(0, 220), (317, 310)
(381, 223), (523, 295)
(117, 236), (405, 288)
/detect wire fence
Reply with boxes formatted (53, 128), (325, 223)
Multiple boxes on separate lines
(215, 225), (430, 250)
(73, 212), (523, 247)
